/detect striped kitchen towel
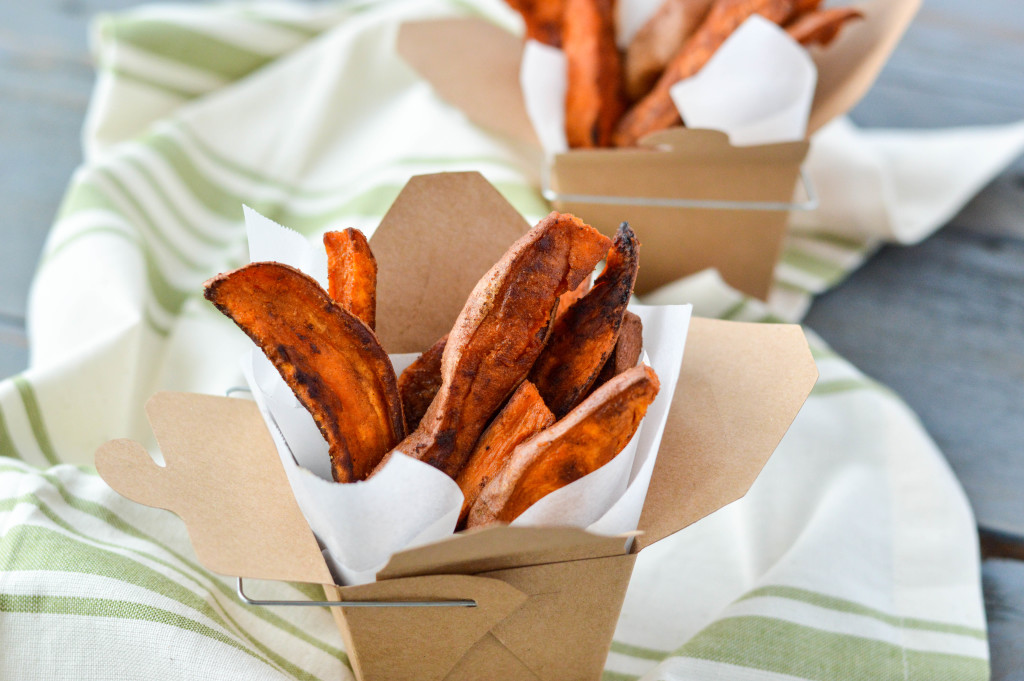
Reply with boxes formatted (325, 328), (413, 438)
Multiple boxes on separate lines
(0, 1), (997, 679)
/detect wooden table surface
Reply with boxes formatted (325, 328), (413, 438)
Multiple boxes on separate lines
(2, 0), (1023, 677)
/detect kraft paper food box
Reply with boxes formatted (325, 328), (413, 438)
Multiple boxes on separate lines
(96, 172), (818, 681)
(397, 0), (920, 300)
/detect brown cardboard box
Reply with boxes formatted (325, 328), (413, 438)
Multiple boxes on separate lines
(397, 0), (921, 299)
(95, 172), (818, 681)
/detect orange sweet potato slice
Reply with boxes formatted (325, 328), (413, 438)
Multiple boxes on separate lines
(529, 222), (639, 418)
(398, 334), (447, 434)
(467, 364), (660, 527)
(555, 276), (591, 318)
(786, 7), (863, 47)
(504, 0), (566, 46)
(390, 212), (611, 478)
(613, 0), (800, 146)
(324, 228), (377, 330)
(564, 0), (625, 148)
(591, 310), (643, 391)
(624, 0), (714, 102)
(455, 381), (555, 527)
(204, 262), (404, 483)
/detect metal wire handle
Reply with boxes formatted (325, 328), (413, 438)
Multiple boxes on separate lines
(541, 167), (818, 212)
(236, 578), (477, 608)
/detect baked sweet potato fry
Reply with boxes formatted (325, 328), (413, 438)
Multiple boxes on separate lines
(529, 222), (639, 418)
(398, 334), (447, 433)
(467, 364), (660, 527)
(564, 0), (625, 148)
(390, 212), (611, 478)
(555, 276), (591, 318)
(786, 7), (863, 47)
(614, 0), (799, 146)
(592, 310), (643, 392)
(504, 0), (566, 46)
(455, 381), (555, 527)
(624, 0), (714, 102)
(324, 228), (377, 330)
(204, 262), (404, 483)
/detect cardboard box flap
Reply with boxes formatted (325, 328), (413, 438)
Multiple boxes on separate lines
(331, 574), (528, 681)
(95, 392), (333, 585)
(634, 318), (818, 552)
(485, 555), (636, 681)
(370, 172), (532, 353)
(551, 130), (808, 204)
(808, 0), (922, 135)
(396, 18), (539, 148)
(377, 525), (631, 581)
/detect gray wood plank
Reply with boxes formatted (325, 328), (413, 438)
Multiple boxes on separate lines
(984, 559), (1024, 681)
(0, 321), (28, 379)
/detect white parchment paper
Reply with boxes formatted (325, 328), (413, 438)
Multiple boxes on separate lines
(238, 208), (689, 584)
(669, 15), (816, 146)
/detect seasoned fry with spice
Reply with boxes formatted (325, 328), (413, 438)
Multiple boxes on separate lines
(624, 0), (714, 102)
(614, 0), (799, 146)
(564, 0), (625, 148)
(592, 310), (643, 392)
(324, 228), (377, 330)
(467, 364), (660, 527)
(456, 381), (555, 527)
(530, 222), (639, 418)
(204, 262), (404, 483)
(556, 276), (591, 318)
(390, 212), (611, 478)
(786, 7), (862, 46)
(504, 0), (566, 46)
(398, 334), (447, 433)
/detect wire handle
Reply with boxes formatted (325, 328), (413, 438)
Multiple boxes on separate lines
(236, 577), (477, 608)
(542, 168), (817, 212)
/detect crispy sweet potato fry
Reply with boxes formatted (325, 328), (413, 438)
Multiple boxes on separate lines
(786, 7), (863, 46)
(504, 0), (566, 46)
(529, 222), (639, 418)
(791, 0), (823, 13)
(389, 212), (611, 478)
(592, 310), (643, 391)
(324, 228), (377, 330)
(455, 381), (555, 527)
(467, 364), (660, 527)
(555, 276), (591, 318)
(624, 0), (714, 102)
(613, 0), (799, 146)
(564, 0), (626, 148)
(398, 334), (447, 433)
(204, 262), (404, 483)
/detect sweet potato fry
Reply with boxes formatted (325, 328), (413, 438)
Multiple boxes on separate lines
(791, 0), (823, 13)
(398, 334), (447, 433)
(613, 0), (799, 146)
(786, 7), (863, 47)
(624, 0), (714, 102)
(389, 212), (611, 478)
(455, 381), (555, 527)
(324, 228), (377, 330)
(529, 222), (639, 418)
(555, 276), (591, 318)
(467, 364), (660, 527)
(592, 310), (643, 392)
(504, 0), (566, 46)
(204, 262), (404, 483)
(564, 0), (625, 148)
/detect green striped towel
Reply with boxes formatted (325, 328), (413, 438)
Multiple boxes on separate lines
(0, 0), (999, 678)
